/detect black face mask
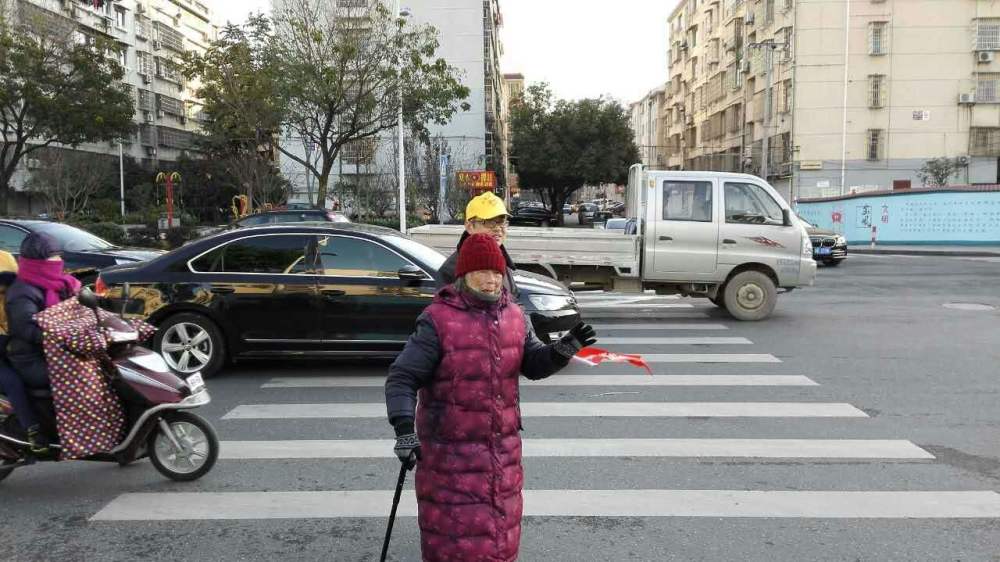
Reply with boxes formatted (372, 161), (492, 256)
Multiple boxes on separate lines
(456, 277), (501, 303)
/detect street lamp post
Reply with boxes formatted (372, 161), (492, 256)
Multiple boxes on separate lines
(395, 2), (410, 233)
(117, 140), (125, 218)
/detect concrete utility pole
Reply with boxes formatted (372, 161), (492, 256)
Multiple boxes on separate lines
(747, 40), (787, 183)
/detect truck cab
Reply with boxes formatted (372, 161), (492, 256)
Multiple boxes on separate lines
(629, 166), (817, 320)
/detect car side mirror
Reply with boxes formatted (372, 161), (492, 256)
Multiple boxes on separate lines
(782, 208), (792, 227)
(398, 265), (426, 282)
(78, 287), (99, 310)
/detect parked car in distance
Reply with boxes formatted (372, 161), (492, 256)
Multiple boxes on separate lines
(602, 218), (629, 232)
(798, 216), (848, 266)
(509, 202), (558, 227)
(95, 223), (582, 378)
(562, 204), (573, 215)
(0, 220), (163, 282)
(577, 203), (599, 225)
(232, 209), (350, 228)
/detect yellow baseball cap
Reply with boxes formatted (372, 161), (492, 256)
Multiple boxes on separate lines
(465, 192), (508, 221)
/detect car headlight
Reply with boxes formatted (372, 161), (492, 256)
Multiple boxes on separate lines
(835, 236), (847, 246)
(528, 294), (573, 311)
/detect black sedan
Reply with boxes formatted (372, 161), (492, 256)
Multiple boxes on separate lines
(509, 203), (558, 227)
(803, 223), (848, 266)
(0, 220), (163, 281)
(95, 223), (581, 378)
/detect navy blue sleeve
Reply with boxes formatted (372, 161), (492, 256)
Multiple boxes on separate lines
(385, 312), (441, 426)
(6, 295), (43, 345)
(520, 311), (567, 381)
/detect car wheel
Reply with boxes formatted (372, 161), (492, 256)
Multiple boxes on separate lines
(154, 312), (226, 378)
(825, 259), (842, 267)
(722, 271), (777, 321)
(0, 459), (15, 483)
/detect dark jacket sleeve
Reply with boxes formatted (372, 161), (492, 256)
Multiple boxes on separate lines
(520, 311), (568, 381)
(6, 294), (43, 345)
(385, 312), (441, 426)
(438, 251), (458, 285)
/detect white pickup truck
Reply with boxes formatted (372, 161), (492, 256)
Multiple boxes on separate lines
(410, 167), (817, 320)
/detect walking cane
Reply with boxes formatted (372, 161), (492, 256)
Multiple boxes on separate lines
(380, 458), (412, 562)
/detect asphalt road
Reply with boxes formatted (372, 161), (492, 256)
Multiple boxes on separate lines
(2, 254), (999, 561)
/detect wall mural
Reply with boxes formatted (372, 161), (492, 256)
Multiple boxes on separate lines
(796, 191), (1000, 245)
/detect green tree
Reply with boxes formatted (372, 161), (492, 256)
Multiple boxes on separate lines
(510, 83), (639, 224)
(916, 157), (961, 187)
(0, 0), (135, 214)
(181, 15), (284, 209)
(184, 1), (470, 208)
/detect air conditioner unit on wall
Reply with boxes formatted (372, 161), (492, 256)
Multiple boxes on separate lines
(959, 93), (976, 104)
(977, 51), (995, 64)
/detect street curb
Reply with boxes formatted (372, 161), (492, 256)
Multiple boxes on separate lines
(853, 248), (1000, 257)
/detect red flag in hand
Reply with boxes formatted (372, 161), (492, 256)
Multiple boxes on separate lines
(572, 347), (653, 376)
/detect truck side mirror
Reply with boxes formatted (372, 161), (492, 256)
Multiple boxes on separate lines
(782, 208), (792, 227)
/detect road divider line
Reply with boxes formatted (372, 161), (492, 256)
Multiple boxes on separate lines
(217, 439), (933, 460)
(222, 402), (867, 420)
(591, 323), (729, 331)
(262, 375), (818, 388)
(91, 490), (1000, 521)
(599, 337), (752, 345)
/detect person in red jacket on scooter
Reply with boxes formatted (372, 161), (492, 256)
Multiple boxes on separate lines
(385, 233), (596, 562)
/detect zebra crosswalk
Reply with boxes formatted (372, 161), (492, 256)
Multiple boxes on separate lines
(87, 294), (1000, 551)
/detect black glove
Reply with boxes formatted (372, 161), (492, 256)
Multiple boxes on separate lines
(393, 420), (421, 470)
(553, 322), (597, 361)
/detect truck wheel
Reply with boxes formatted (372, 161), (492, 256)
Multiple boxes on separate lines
(722, 271), (777, 321)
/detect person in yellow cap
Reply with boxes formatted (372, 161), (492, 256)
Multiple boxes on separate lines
(439, 192), (519, 296)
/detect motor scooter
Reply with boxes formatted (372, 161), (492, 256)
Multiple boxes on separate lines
(0, 289), (218, 482)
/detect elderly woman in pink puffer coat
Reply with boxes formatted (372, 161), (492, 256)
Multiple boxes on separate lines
(385, 233), (596, 562)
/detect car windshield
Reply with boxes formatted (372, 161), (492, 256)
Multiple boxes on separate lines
(33, 222), (115, 252)
(382, 234), (447, 271)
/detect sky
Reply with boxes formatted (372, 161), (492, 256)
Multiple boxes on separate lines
(211, 0), (678, 104)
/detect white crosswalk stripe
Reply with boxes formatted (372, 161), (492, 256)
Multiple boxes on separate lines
(262, 374), (819, 388)
(217, 439), (934, 460)
(222, 402), (867, 420)
(592, 323), (729, 330)
(92, 490), (1000, 521)
(599, 337), (752, 345)
(91, 311), (999, 531)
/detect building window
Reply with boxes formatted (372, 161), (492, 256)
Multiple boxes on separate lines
(868, 22), (888, 55)
(868, 74), (885, 108)
(971, 127), (1000, 156)
(976, 19), (1000, 51)
(115, 6), (126, 29)
(342, 138), (377, 165)
(780, 79), (792, 113)
(976, 73), (1000, 103)
(764, 0), (775, 26)
(866, 129), (883, 161)
(117, 48), (127, 69)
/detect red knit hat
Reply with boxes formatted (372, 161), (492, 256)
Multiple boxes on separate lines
(456, 233), (506, 278)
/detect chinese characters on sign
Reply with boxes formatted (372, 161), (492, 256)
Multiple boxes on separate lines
(857, 205), (873, 228)
(456, 170), (497, 191)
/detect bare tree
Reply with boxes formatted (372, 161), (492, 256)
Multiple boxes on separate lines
(26, 148), (114, 220)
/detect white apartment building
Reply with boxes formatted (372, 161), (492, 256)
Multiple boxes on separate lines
(17, 0), (219, 165)
(661, 0), (1000, 202)
(8, 0), (220, 212)
(631, 84), (667, 167)
(275, 0), (511, 211)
